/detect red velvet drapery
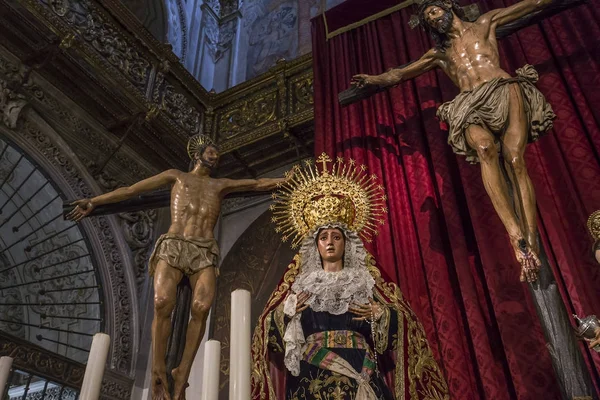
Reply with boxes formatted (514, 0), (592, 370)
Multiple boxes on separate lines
(312, 0), (600, 398)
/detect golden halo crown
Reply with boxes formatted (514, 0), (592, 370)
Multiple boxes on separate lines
(587, 210), (600, 240)
(187, 134), (216, 160)
(270, 153), (388, 248)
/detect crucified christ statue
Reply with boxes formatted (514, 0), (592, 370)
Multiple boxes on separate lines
(66, 135), (294, 400)
(350, 0), (561, 283)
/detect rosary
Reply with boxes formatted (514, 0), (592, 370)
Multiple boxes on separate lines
(368, 303), (380, 374)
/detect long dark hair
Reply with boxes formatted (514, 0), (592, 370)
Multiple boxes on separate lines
(418, 0), (464, 51)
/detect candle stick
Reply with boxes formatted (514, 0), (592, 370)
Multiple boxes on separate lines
(80, 333), (110, 399)
(229, 289), (251, 400)
(201, 340), (221, 400)
(0, 356), (13, 396)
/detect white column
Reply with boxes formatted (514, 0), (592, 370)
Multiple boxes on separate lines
(80, 333), (111, 400)
(201, 340), (221, 400)
(229, 289), (251, 400)
(0, 356), (13, 395)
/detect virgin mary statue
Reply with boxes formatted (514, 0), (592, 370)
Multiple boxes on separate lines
(251, 154), (449, 400)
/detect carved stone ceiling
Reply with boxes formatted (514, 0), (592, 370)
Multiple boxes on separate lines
(0, 0), (314, 181)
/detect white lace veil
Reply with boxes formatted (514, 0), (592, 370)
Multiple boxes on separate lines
(292, 222), (375, 314)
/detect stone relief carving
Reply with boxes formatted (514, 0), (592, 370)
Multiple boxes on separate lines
(205, 0), (222, 15)
(204, 0), (240, 17)
(219, 0), (241, 17)
(0, 52), (152, 184)
(153, 70), (202, 134)
(241, 0), (266, 29)
(203, 12), (237, 63)
(28, 0), (209, 141)
(99, 377), (133, 400)
(165, 0), (188, 61)
(246, 1), (298, 79)
(121, 0), (167, 42)
(22, 236), (97, 327)
(118, 210), (157, 286)
(42, 0), (151, 90)
(0, 253), (26, 339)
(0, 79), (28, 129)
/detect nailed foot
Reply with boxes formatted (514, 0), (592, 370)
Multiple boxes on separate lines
(152, 375), (172, 400)
(514, 238), (541, 283)
(171, 367), (189, 400)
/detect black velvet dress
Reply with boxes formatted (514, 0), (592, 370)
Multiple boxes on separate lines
(269, 307), (397, 399)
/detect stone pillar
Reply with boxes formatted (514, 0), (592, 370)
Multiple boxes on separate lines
(196, 0), (241, 92)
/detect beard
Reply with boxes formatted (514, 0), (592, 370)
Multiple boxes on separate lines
(189, 157), (216, 172)
(435, 10), (453, 33)
(199, 158), (216, 170)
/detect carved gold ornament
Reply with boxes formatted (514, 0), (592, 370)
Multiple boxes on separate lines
(587, 210), (600, 240)
(186, 134), (216, 160)
(270, 153), (388, 248)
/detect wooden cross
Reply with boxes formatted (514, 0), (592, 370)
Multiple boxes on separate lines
(338, 0), (585, 106)
(61, 189), (267, 218)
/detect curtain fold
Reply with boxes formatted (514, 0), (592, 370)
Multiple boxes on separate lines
(311, 0), (600, 398)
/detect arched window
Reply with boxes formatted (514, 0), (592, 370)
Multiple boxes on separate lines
(0, 137), (102, 363)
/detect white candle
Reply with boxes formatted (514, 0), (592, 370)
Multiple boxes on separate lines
(229, 289), (251, 400)
(201, 340), (221, 400)
(80, 333), (110, 400)
(0, 356), (13, 395)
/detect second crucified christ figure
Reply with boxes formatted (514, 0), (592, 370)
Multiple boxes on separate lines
(67, 134), (294, 400)
(351, 0), (557, 282)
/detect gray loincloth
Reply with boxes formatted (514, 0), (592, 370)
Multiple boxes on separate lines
(148, 233), (220, 277)
(437, 64), (556, 164)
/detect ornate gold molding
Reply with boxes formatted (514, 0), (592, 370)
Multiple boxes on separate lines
(211, 55), (314, 153)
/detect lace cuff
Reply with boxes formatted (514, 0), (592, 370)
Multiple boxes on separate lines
(284, 293), (298, 317)
(283, 314), (305, 376)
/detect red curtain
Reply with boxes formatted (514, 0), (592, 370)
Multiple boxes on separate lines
(312, 0), (600, 399)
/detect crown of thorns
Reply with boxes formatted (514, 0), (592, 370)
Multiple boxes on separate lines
(408, 0), (478, 29)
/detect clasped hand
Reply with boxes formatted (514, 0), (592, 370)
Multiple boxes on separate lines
(349, 299), (383, 322)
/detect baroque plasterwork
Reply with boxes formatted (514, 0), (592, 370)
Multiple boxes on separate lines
(0, 48), (157, 377)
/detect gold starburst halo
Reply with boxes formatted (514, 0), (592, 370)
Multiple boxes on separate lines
(187, 134), (216, 160)
(271, 153), (388, 248)
(587, 210), (600, 239)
